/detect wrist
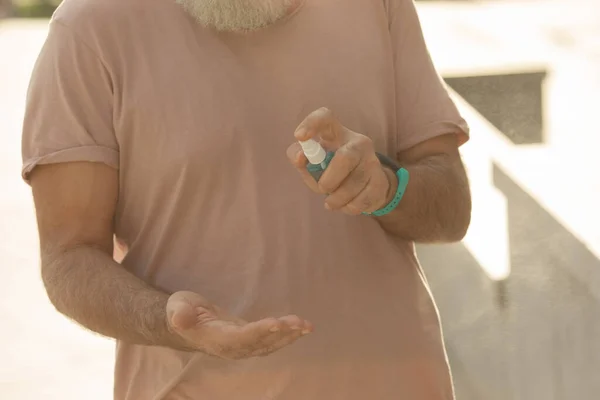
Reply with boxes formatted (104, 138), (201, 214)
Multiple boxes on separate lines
(365, 165), (409, 218)
(382, 166), (398, 207)
(141, 292), (197, 352)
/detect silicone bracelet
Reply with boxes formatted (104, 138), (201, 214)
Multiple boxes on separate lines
(365, 167), (410, 217)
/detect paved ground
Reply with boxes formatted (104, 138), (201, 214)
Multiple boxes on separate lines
(1, 1), (599, 398)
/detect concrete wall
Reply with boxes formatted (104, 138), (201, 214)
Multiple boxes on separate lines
(416, 2), (600, 398)
(418, 165), (600, 400)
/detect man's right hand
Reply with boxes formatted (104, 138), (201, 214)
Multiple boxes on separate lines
(166, 291), (313, 360)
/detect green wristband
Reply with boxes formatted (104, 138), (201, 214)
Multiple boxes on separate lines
(365, 167), (409, 217)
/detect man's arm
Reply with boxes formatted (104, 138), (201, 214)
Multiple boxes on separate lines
(376, 133), (471, 243)
(31, 161), (311, 358)
(26, 18), (310, 359)
(31, 162), (183, 348)
(373, 0), (471, 242)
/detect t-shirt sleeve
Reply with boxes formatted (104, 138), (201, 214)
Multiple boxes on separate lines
(21, 19), (118, 183)
(388, 0), (469, 153)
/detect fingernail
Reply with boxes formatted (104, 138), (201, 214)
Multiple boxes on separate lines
(324, 203), (331, 210)
(269, 326), (280, 333)
(301, 329), (311, 335)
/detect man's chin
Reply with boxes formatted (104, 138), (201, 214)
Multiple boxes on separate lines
(176, 0), (297, 33)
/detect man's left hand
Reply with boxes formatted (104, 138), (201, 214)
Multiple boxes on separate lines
(286, 107), (396, 216)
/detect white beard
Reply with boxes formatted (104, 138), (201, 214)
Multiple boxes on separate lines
(176, 0), (296, 32)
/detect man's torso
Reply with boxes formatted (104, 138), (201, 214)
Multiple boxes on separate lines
(53, 0), (454, 398)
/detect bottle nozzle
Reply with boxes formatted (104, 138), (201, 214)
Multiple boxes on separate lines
(299, 139), (327, 165)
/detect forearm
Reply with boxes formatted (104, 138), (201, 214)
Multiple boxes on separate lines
(41, 245), (191, 350)
(377, 153), (471, 242)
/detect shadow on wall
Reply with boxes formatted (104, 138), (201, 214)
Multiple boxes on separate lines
(417, 157), (600, 399)
(445, 72), (547, 145)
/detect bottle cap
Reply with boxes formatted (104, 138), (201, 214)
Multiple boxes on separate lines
(299, 139), (327, 165)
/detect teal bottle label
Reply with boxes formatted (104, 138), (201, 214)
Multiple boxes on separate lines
(306, 151), (335, 182)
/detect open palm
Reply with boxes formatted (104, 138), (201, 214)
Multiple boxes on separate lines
(166, 291), (313, 360)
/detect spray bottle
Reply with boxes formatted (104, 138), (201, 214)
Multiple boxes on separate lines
(298, 139), (409, 217)
(299, 139), (335, 182)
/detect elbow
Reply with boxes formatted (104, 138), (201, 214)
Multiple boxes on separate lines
(443, 194), (472, 243)
(40, 259), (63, 313)
(446, 213), (470, 242)
(40, 250), (72, 315)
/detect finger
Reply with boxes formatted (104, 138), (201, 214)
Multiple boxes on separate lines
(301, 319), (314, 334)
(215, 316), (313, 359)
(221, 317), (304, 359)
(341, 170), (390, 215)
(200, 317), (278, 358)
(294, 107), (348, 145)
(277, 315), (306, 331)
(248, 317), (314, 358)
(250, 330), (307, 358)
(286, 142), (321, 193)
(236, 315), (308, 347)
(323, 166), (371, 211)
(286, 142), (304, 164)
(222, 317), (283, 349)
(317, 142), (363, 195)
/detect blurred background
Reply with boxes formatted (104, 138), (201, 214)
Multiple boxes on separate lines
(1, 0), (599, 399)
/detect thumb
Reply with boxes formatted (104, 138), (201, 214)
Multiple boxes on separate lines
(166, 291), (210, 331)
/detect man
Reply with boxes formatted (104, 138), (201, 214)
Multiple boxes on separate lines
(0, 0), (11, 19)
(22, 0), (471, 398)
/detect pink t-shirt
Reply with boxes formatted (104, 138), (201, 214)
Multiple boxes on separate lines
(22, 0), (469, 398)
